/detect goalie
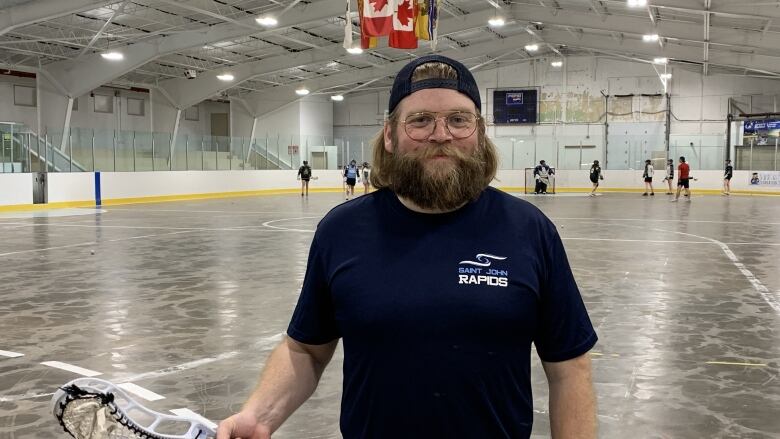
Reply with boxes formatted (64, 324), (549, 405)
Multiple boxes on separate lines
(533, 160), (555, 194)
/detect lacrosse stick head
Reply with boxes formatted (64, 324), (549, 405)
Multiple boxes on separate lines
(52, 378), (216, 439)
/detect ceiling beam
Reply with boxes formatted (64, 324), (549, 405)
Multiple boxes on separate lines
(40, 0), (346, 98)
(152, 0), (258, 31)
(76, 1), (126, 59)
(156, 8), (498, 109)
(0, 0), (112, 37)
(245, 33), (538, 117)
(505, 3), (780, 55)
(638, 0), (780, 20)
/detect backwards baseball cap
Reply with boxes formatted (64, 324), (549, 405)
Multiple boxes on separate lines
(388, 55), (481, 114)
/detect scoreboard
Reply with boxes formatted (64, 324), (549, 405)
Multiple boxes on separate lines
(492, 88), (539, 124)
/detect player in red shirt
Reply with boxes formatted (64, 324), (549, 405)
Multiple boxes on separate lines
(673, 156), (691, 201)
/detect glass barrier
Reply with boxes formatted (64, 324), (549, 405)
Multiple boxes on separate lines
(134, 131), (153, 172)
(115, 130), (134, 172)
(71, 127), (94, 171)
(93, 130), (115, 171)
(4, 124), (774, 173)
(153, 132), (171, 171)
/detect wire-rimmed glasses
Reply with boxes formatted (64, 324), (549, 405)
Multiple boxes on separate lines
(401, 111), (480, 141)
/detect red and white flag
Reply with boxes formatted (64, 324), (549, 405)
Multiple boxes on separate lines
(362, 0), (393, 36)
(389, 0), (417, 49)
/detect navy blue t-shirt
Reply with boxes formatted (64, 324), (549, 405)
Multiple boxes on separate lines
(287, 187), (597, 438)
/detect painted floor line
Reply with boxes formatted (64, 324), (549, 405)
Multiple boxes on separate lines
(0, 230), (196, 258)
(563, 237), (711, 244)
(553, 216), (780, 226)
(117, 382), (165, 401)
(261, 216), (320, 233)
(40, 361), (102, 377)
(705, 361), (767, 367)
(170, 408), (218, 430)
(0, 350), (24, 358)
(0, 222), (313, 233)
(563, 237), (780, 246)
(115, 351), (239, 383)
(0, 392), (55, 402)
(650, 227), (780, 315)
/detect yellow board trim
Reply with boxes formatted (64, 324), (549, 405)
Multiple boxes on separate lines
(0, 200), (96, 212)
(2, 186), (779, 213)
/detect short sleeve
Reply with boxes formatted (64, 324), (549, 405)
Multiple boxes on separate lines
(287, 237), (340, 345)
(534, 228), (597, 362)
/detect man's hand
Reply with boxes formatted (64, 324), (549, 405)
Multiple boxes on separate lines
(217, 411), (272, 439)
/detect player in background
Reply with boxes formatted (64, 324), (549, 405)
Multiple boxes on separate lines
(344, 160), (360, 200)
(297, 160), (313, 197)
(361, 162), (371, 195)
(672, 156), (691, 202)
(662, 159), (674, 195)
(723, 159), (733, 195)
(589, 160), (603, 196)
(642, 159), (655, 196)
(533, 160), (554, 194)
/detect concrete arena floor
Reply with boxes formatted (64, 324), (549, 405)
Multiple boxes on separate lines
(1, 191), (779, 438)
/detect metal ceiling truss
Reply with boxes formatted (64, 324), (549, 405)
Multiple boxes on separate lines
(1, 0), (779, 102)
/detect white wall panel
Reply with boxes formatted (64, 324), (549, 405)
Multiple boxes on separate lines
(47, 172), (94, 203)
(0, 173), (33, 205)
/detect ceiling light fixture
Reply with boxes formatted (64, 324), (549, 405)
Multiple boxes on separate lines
(331, 95), (344, 101)
(346, 47), (363, 54)
(660, 73), (672, 80)
(295, 88), (310, 96)
(551, 60), (563, 68)
(653, 57), (668, 64)
(255, 16), (278, 26)
(216, 74), (234, 81)
(643, 34), (660, 42)
(524, 44), (539, 51)
(627, 0), (648, 7)
(101, 51), (124, 61)
(488, 17), (505, 27)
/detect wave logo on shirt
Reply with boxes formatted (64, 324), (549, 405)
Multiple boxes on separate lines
(458, 253), (507, 267)
(458, 253), (509, 288)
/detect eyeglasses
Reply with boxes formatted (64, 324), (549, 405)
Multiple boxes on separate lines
(401, 111), (480, 141)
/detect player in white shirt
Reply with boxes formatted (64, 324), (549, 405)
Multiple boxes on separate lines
(642, 159), (655, 196)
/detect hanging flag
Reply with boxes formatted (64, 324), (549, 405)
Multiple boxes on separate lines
(389, 0), (417, 49)
(361, 0), (393, 36)
(361, 32), (379, 49)
(357, 0), (379, 48)
(415, 0), (436, 40)
(343, 0), (352, 49)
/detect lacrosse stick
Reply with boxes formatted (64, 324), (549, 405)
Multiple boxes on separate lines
(52, 377), (216, 439)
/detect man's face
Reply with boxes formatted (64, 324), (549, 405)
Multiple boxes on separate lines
(384, 88), (478, 169)
(381, 88), (486, 210)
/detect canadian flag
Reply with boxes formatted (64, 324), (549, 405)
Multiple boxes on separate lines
(389, 0), (417, 49)
(362, 0), (393, 36)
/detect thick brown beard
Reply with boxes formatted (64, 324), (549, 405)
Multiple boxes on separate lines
(384, 142), (488, 211)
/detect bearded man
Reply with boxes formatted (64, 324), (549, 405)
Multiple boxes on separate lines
(217, 55), (598, 439)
